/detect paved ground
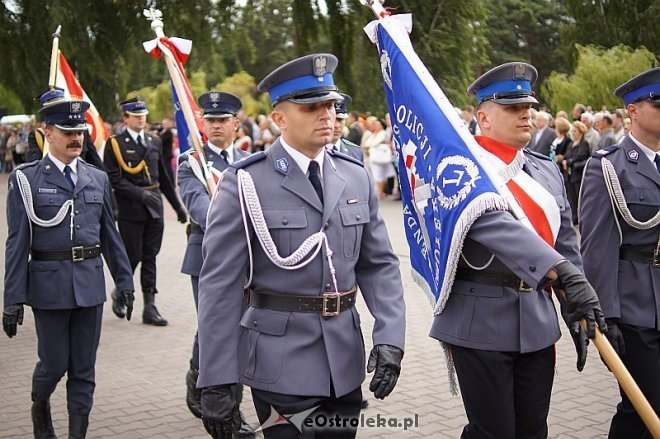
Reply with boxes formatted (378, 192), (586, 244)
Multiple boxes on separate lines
(0, 171), (621, 438)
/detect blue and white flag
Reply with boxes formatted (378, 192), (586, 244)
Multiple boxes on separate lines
(365, 15), (512, 314)
(170, 82), (192, 153)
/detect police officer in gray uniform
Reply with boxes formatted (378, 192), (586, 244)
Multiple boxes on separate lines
(177, 91), (254, 437)
(580, 67), (660, 438)
(429, 62), (606, 438)
(3, 98), (134, 438)
(196, 54), (406, 439)
(330, 93), (364, 162)
(104, 98), (187, 326)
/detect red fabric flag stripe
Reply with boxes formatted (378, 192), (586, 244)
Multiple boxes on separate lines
(506, 179), (555, 246)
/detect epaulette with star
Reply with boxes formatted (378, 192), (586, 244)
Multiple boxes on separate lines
(230, 151), (267, 170)
(523, 149), (552, 162)
(328, 148), (364, 167)
(592, 144), (619, 157)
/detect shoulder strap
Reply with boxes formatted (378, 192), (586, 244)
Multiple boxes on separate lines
(35, 130), (44, 152)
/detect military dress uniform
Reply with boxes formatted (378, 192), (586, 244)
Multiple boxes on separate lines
(177, 91), (254, 437)
(430, 63), (601, 439)
(3, 99), (134, 438)
(331, 94), (364, 162)
(197, 54), (406, 439)
(579, 68), (660, 438)
(103, 98), (187, 326)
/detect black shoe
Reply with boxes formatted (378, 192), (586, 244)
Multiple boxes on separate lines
(233, 411), (255, 438)
(185, 366), (202, 419)
(110, 290), (125, 319)
(142, 304), (168, 326)
(32, 396), (57, 439)
(68, 415), (88, 439)
(360, 398), (369, 409)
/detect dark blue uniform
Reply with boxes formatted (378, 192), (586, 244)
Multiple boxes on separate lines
(4, 157), (133, 415)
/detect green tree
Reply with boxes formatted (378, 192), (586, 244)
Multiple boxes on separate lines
(560, 0), (660, 60)
(542, 44), (658, 113)
(483, 0), (571, 93)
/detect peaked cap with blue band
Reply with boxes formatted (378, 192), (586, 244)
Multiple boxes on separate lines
(467, 62), (539, 105)
(39, 98), (90, 131)
(257, 53), (342, 106)
(37, 87), (67, 107)
(198, 91), (242, 118)
(120, 97), (149, 116)
(335, 93), (352, 119)
(614, 67), (660, 106)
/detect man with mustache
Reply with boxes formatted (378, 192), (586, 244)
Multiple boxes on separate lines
(3, 97), (134, 438)
(429, 62), (606, 438)
(103, 98), (187, 326)
(196, 54), (406, 438)
(177, 91), (254, 436)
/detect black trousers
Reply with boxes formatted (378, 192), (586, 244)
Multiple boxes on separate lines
(451, 344), (555, 439)
(32, 305), (103, 415)
(609, 324), (660, 439)
(252, 386), (362, 439)
(118, 217), (164, 292)
(191, 275), (201, 369)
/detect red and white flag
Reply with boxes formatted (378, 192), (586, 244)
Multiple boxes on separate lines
(54, 50), (109, 150)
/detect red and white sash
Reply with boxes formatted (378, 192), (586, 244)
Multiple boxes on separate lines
(476, 136), (561, 246)
(187, 151), (223, 194)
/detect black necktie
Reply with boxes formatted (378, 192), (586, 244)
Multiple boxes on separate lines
(654, 155), (660, 175)
(64, 165), (75, 190)
(136, 134), (144, 148)
(220, 150), (229, 165)
(308, 161), (323, 204)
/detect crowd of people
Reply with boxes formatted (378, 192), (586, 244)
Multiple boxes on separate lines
(2, 55), (658, 439)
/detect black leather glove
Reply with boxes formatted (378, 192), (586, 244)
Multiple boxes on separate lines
(3, 304), (24, 338)
(553, 260), (607, 338)
(604, 319), (626, 357)
(367, 344), (403, 399)
(141, 191), (161, 210)
(201, 385), (239, 439)
(559, 302), (589, 372)
(176, 206), (188, 224)
(120, 290), (135, 321)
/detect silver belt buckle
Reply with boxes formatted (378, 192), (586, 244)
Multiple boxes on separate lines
(322, 293), (341, 317)
(72, 246), (84, 262)
(518, 279), (534, 293)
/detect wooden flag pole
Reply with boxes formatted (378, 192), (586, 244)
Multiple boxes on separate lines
(143, 8), (216, 197)
(48, 25), (62, 89)
(584, 321), (660, 437)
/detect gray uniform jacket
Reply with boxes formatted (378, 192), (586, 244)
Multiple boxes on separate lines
(197, 139), (406, 397)
(580, 136), (660, 329)
(4, 156), (134, 309)
(178, 145), (250, 277)
(336, 138), (364, 162)
(430, 149), (581, 353)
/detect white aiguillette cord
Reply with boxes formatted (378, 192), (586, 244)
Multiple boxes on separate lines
(16, 169), (75, 243)
(236, 169), (339, 294)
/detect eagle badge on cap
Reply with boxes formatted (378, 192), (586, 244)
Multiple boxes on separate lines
(313, 55), (328, 77)
(513, 63), (526, 80)
(70, 101), (82, 113)
(209, 92), (220, 102)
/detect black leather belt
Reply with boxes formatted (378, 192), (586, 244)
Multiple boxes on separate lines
(31, 245), (101, 262)
(248, 286), (358, 317)
(620, 247), (660, 267)
(186, 222), (203, 236)
(455, 266), (534, 292)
